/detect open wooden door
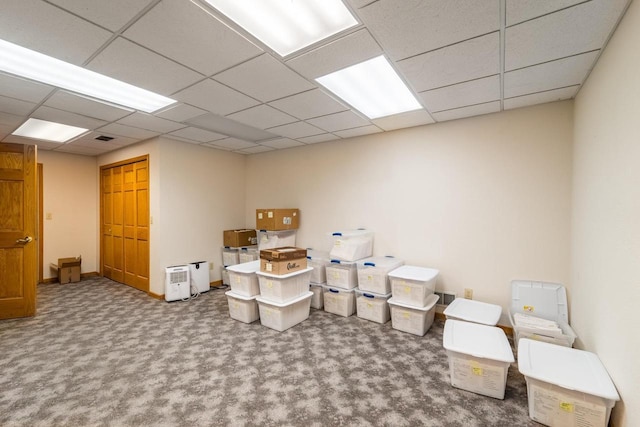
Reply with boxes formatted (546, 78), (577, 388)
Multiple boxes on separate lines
(0, 143), (37, 320)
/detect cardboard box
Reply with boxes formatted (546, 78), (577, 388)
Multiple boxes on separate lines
(259, 247), (307, 261)
(260, 257), (307, 275)
(223, 229), (257, 248)
(54, 256), (81, 284)
(256, 209), (299, 230)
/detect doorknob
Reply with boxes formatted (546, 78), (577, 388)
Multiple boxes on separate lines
(16, 236), (33, 244)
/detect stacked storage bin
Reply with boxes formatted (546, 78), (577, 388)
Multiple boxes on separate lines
(354, 256), (403, 324)
(225, 260), (261, 323)
(306, 249), (330, 309)
(221, 229), (258, 290)
(387, 266), (440, 336)
(323, 230), (373, 317)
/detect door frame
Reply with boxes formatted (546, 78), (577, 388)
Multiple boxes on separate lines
(38, 162), (43, 284)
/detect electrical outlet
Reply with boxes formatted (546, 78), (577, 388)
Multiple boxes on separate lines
(464, 288), (473, 299)
(209, 262), (214, 270)
(46, 212), (52, 220)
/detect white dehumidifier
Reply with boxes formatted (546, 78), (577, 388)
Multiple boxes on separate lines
(165, 265), (190, 302)
(189, 261), (210, 293)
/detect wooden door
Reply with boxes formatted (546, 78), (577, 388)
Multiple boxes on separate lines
(0, 143), (37, 320)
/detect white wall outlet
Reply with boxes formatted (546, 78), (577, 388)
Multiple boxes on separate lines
(464, 288), (473, 299)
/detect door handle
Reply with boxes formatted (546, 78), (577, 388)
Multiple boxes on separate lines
(16, 236), (33, 244)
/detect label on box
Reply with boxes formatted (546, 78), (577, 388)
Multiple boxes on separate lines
(451, 357), (505, 396)
(258, 213), (263, 219)
(268, 211), (274, 218)
(283, 216), (291, 225)
(530, 383), (606, 427)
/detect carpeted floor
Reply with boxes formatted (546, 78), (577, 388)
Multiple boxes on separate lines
(0, 277), (538, 426)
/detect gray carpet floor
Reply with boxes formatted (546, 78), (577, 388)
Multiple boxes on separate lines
(0, 277), (539, 426)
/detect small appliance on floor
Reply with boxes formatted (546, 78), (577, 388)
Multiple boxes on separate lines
(189, 261), (210, 293)
(165, 265), (190, 302)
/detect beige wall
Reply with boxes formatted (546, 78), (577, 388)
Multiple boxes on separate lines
(572, 1), (640, 425)
(38, 150), (98, 279)
(246, 101), (574, 322)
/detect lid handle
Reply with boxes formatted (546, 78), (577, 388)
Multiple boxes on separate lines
(363, 293), (375, 298)
(330, 259), (341, 264)
(364, 262), (375, 267)
(332, 232), (342, 236)
(329, 288), (339, 293)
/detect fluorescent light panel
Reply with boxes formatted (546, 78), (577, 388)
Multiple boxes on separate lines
(316, 55), (423, 119)
(0, 39), (176, 113)
(12, 118), (88, 143)
(203, 0), (358, 57)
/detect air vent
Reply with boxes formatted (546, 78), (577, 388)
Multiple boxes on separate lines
(94, 135), (114, 141)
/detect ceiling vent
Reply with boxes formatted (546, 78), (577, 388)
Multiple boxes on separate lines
(94, 135), (114, 141)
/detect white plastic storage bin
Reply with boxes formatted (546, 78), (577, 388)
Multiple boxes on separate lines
(328, 229), (374, 261)
(323, 285), (356, 317)
(443, 320), (515, 400)
(256, 267), (313, 304)
(309, 283), (324, 309)
(444, 298), (502, 326)
(356, 256), (404, 295)
(222, 246), (239, 266)
(306, 249), (331, 284)
(355, 289), (392, 324)
(518, 339), (619, 427)
(325, 259), (358, 289)
(257, 229), (297, 250)
(238, 246), (259, 263)
(388, 294), (439, 336)
(226, 260), (260, 297)
(509, 280), (577, 348)
(389, 266), (439, 308)
(221, 266), (230, 286)
(225, 291), (259, 323)
(256, 291), (312, 332)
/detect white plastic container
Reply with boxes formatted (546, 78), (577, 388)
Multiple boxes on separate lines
(388, 294), (439, 336)
(221, 266), (230, 286)
(256, 267), (313, 304)
(257, 229), (297, 250)
(256, 291), (312, 332)
(518, 339), (619, 427)
(444, 298), (502, 326)
(443, 320), (515, 399)
(238, 246), (259, 263)
(325, 259), (358, 289)
(226, 260), (260, 297)
(225, 290), (259, 323)
(222, 246), (239, 266)
(509, 280), (577, 348)
(355, 289), (391, 324)
(306, 249), (330, 284)
(388, 265), (439, 307)
(328, 229), (374, 261)
(323, 285), (356, 317)
(309, 283), (324, 309)
(356, 256), (404, 295)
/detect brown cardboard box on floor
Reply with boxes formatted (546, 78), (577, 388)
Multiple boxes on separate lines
(256, 209), (299, 230)
(54, 256), (82, 283)
(259, 247), (307, 275)
(223, 229), (257, 247)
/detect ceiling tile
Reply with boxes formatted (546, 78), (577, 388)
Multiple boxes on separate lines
(260, 138), (305, 150)
(0, 74), (54, 103)
(32, 106), (108, 130)
(286, 29), (382, 79)
(213, 54), (315, 102)
(432, 101), (501, 122)
(0, 95), (36, 116)
(44, 91), (132, 122)
(297, 134), (341, 144)
(68, 131), (130, 149)
(116, 112), (185, 133)
(209, 138), (257, 151)
(155, 104), (207, 122)
(173, 79), (259, 115)
(54, 144), (106, 156)
(307, 110), (370, 132)
(268, 89), (348, 120)
(46, 0), (152, 32)
(267, 122), (325, 139)
(505, 0), (629, 71)
(0, 123), (15, 139)
(123, 0), (262, 75)
(186, 113), (276, 141)
(357, 0), (500, 60)
(419, 75), (501, 112)
(168, 127), (227, 143)
(0, 111), (28, 127)
(96, 123), (159, 140)
(2, 134), (64, 150)
(0, 0), (112, 65)
(238, 145), (275, 154)
(504, 86), (579, 110)
(397, 32), (500, 92)
(334, 125), (382, 138)
(87, 37), (203, 95)
(347, 0), (379, 9)
(226, 105), (297, 130)
(371, 110), (435, 131)
(506, 0), (587, 26)
(504, 51), (599, 98)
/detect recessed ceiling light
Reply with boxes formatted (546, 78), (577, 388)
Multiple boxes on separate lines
(0, 39), (176, 113)
(316, 55), (423, 119)
(12, 118), (89, 143)
(202, 0), (358, 57)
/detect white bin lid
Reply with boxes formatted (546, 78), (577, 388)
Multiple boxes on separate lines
(387, 265), (439, 282)
(357, 256), (403, 269)
(443, 320), (514, 363)
(517, 339), (619, 401)
(226, 260), (260, 274)
(355, 288), (392, 299)
(329, 229), (372, 238)
(256, 266), (313, 279)
(256, 291), (313, 308)
(322, 285), (356, 294)
(510, 280), (569, 323)
(225, 290), (257, 301)
(443, 298), (502, 326)
(387, 294), (439, 311)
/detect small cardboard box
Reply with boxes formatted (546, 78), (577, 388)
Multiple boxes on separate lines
(223, 229), (257, 247)
(256, 209), (299, 231)
(260, 257), (307, 275)
(259, 247), (307, 261)
(55, 256), (81, 284)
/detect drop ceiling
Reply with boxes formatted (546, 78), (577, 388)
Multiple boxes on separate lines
(0, 0), (631, 156)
